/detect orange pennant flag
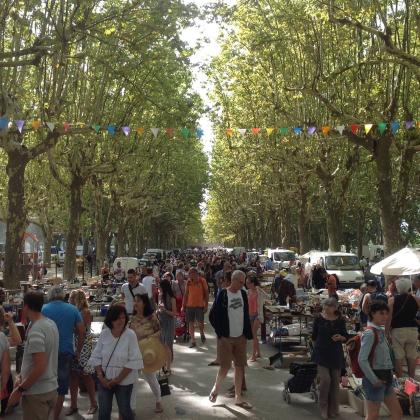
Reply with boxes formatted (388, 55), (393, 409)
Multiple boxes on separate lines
(350, 124), (360, 135)
(136, 127), (145, 136)
(251, 127), (261, 135)
(225, 128), (233, 137)
(165, 128), (174, 137)
(321, 126), (331, 136)
(266, 128), (274, 136)
(32, 119), (41, 130)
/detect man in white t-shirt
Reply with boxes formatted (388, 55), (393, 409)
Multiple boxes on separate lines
(121, 269), (146, 314)
(209, 270), (253, 410)
(142, 267), (157, 301)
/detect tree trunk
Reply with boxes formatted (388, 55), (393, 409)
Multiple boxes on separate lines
(95, 228), (108, 269)
(4, 151), (28, 289)
(298, 186), (310, 254)
(116, 225), (127, 257)
(356, 210), (365, 259)
(43, 226), (53, 267)
(63, 176), (83, 280)
(326, 205), (342, 251)
(374, 139), (403, 255)
(281, 208), (291, 248)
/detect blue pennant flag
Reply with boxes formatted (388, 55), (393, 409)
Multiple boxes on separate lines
(390, 121), (400, 135)
(293, 127), (302, 135)
(0, 117), (9, 131)
(107, 125), (116, 136)
(196, 128), (204, 139)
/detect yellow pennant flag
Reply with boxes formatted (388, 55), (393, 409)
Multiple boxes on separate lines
(321, 126), (331, 136)
(32, 119), (41, 130)
(225, 128), (233, 137)
(364, 124), (373, 135)
(417, 121), (420, 128)
(136, 127), (145, 136)
(266, 127), (274, 136)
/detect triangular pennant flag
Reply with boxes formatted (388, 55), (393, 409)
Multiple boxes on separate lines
(321, 126), (331, 136)
(377, 122), (387, 135)
(293, 127), (302, 135)
(336, 125), (345, 135)
(266, 127), (274, 136)
(181, 127), (190, 138)
(225, 128), (233, 137)
(417, 121), (420, 128)
(390, 121), (400, 135)
(151, 128), (160, 138)
(79, 123), (85, 128)
(107, 125), (116, 135)
(195, 128), (204, 139)
(15, 120), (25, 133)
(136, 127), (145, 136)
(46, 122), (55, 132)
(92, 124), (101, 133)
(251, 127), (261, 135)
(307, 126), (316, 135)
(63, 122), (70, 132)
(32, 119), (41, 130)
(122, 126), (130, 136)
(279, 127), (288, 136)
(237, 128), (247, 136)
(405, 120), (414, 130)
(165, 128), (174, 137)
(0, 117), (8, 131)
(350, 124), (360, 135)
(364, 124), (373, 135)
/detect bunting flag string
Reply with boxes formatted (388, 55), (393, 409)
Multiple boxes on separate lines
(0, 117), (418, 141)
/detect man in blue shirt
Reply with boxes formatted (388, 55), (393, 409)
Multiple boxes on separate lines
(42, 286), (84, 420)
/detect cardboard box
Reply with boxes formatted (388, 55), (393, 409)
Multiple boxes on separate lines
(348, 391), (389, 417)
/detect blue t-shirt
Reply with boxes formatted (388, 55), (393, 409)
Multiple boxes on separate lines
(42, 301), (82, 355)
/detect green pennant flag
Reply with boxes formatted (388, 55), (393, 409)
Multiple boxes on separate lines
(181, 127), (190, 138)
(278, 127), (288, 136)
(92, 124), (101, 133)
(377, 122), (387, 135)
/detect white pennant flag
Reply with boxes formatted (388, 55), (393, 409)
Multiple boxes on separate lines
(237, 128), (247, 136)
(151, 128), (159, 138)
(336, 125), (345, 135)
(46, 122), (55, 132)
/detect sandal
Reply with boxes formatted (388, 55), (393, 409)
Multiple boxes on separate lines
(209, 391), (218, 403)
(249, 357), (257, 362)
(208, 361), (220, 366)
(235, 401), (253, 410)
(65, 407), (78, 416)
(87, 405), (98, 415)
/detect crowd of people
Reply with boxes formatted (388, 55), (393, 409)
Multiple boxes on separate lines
(0, 249), (418, 420)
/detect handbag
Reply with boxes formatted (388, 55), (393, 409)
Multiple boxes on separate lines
(158, 372), (171, 396)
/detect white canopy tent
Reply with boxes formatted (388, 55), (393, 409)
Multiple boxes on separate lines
(370, 247), (420, 276)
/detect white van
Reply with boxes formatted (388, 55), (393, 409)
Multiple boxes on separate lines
(267, 248), (296, 269)
(113, 257), (139, 273)
(307, 251), (364, 288)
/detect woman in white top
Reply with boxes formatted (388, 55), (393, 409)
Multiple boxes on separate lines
(89, 305), (142, 420)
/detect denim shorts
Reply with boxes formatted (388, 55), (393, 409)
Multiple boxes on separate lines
(249, 314), (259, 322)
(57, 352), (73, 395)
(362, 377), (394, 402)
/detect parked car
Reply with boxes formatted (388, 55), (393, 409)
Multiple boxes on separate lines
(267, 248), (296, 269)
(112, 257), (139, 274)
(303, 251), (364, 288)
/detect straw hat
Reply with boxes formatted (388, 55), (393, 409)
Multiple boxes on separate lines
(138, 337), (167, 373)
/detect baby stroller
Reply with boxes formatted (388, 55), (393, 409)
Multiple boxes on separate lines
(175, 312), (189, 342)
(283, 362), (318, 404)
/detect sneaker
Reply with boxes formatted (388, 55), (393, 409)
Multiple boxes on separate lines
(201, 333), (206, 343)
(189, 341), (197, 348)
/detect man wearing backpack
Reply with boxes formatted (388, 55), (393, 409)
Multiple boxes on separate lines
(362, 280), (388, 322)
(208, 270), (253, 410)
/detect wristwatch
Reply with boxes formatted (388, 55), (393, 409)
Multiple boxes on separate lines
(18, 386), (26, 393)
